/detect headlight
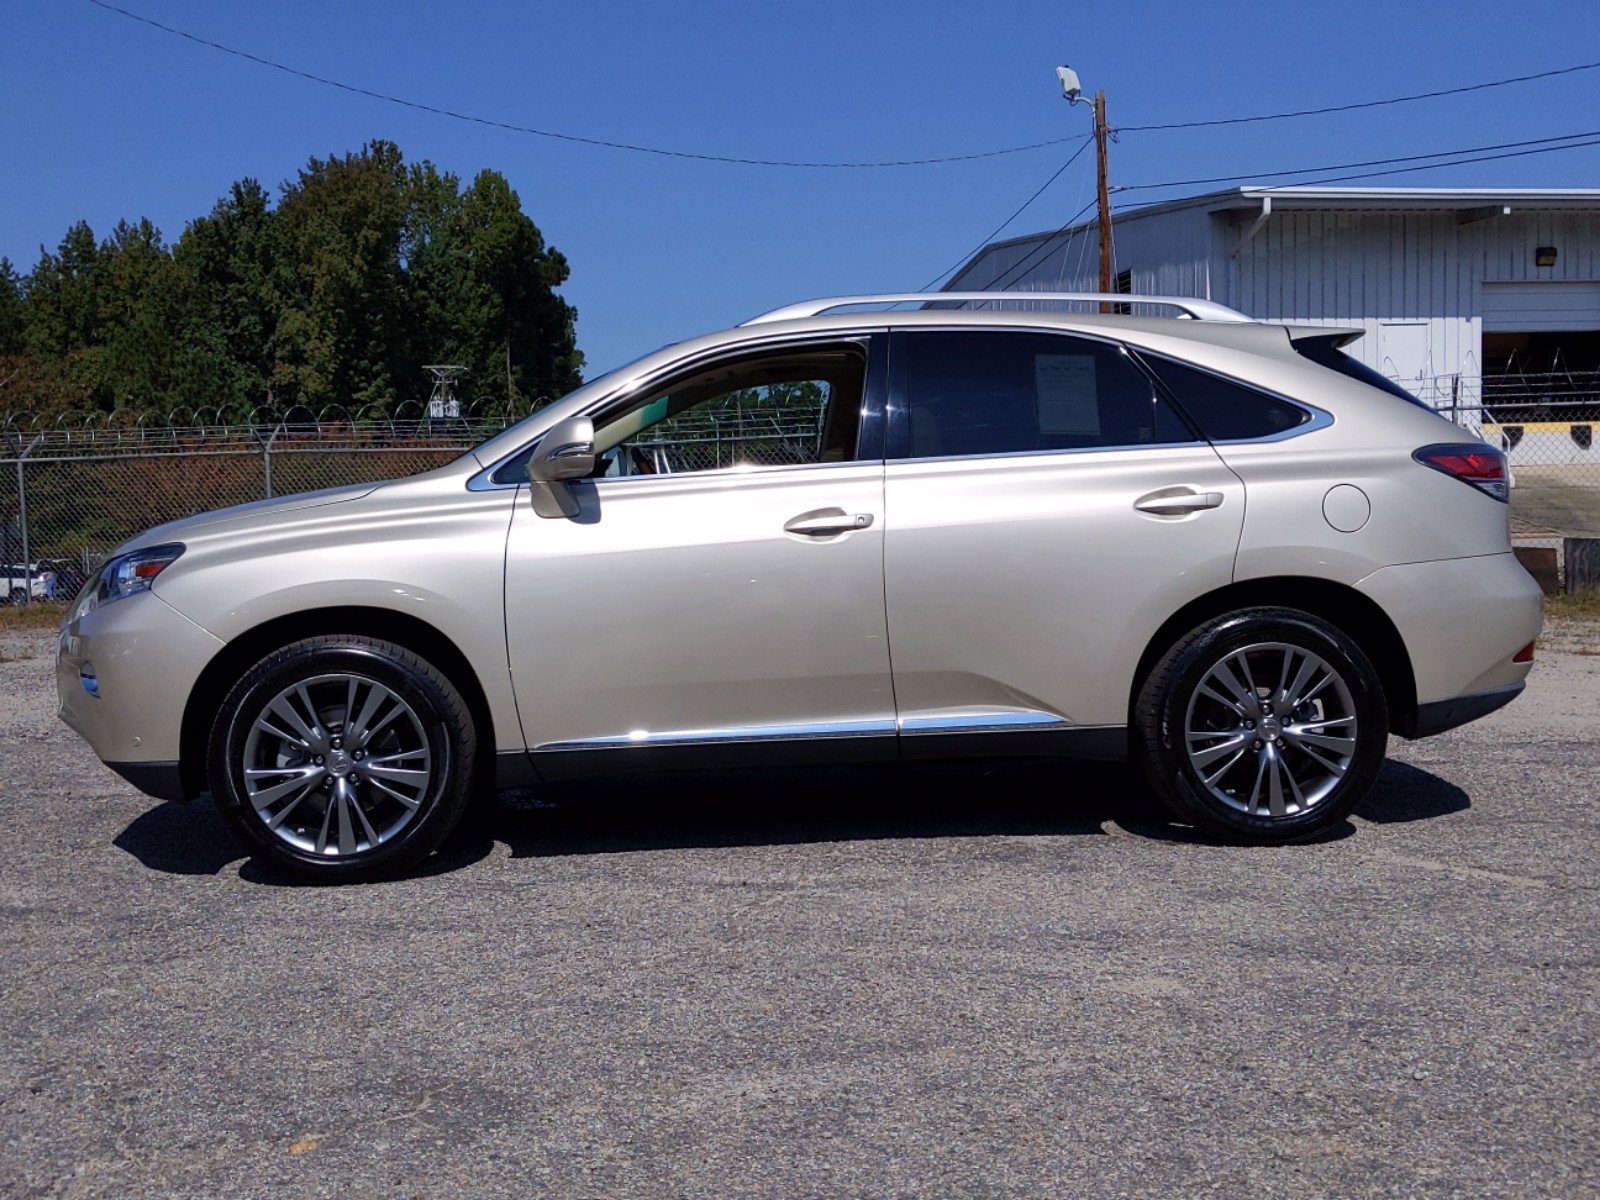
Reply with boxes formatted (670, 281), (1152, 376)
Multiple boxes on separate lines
(70, 543), (185, 620)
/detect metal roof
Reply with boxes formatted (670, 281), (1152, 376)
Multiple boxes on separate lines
(967, 186), (1600, 260)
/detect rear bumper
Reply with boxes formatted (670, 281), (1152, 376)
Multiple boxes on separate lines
(107, 760), (187, 803)
(1355, 552), (1542, 706)
(1403, 683), (1524, 739)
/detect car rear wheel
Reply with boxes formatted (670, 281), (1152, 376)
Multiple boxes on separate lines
(1134, 607), (1387, 843)
(209, 635), (477, 882)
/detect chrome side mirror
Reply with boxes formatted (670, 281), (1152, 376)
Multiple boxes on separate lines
(527, 416), (596, 482)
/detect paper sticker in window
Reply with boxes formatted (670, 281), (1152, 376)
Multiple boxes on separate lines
(1035, 354), (1100, 436)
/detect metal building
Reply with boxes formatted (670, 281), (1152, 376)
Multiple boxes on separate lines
(948, 187), (1600, 430)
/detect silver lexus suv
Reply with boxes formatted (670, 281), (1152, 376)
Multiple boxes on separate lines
(57, 293), (1542, 881)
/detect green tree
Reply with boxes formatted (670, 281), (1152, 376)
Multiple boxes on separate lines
(171, 179), (280, 414)
(24, 221), (103, 359)
(270, 140), (409, 410)
(0, 257), (24, 355)
(456, 169), (582, 407)
(7, 140), (583, 419)
(97, 217), (179, 409)
(399, 164), (582, 411)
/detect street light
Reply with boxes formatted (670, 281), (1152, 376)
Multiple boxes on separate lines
(1056, 65), (1114, 301)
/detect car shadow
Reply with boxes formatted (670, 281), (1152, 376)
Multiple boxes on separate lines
(112, 756), (1470, 883)
(1356, 758), (1472, 824)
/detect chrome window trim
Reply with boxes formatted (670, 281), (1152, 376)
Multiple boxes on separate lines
(585, 458), (885, 491)
(472, 321), (1333, 488)
(882, 325), (1332, 463)
(466, 329), (885, 491)
(881, 442), (1217, 469)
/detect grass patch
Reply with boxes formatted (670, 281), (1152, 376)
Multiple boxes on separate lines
(1544, 591), (1600, 623)
(0, 602), (69, 632)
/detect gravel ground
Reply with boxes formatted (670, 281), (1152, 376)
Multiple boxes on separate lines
(1, 626), (1597, 1199)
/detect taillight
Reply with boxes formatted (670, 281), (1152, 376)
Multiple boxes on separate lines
(1412, 443), (1508, 502)
(1513, 641), (1535, 664)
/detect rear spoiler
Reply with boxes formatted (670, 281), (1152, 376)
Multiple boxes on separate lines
(1283, 326), (1364, 350)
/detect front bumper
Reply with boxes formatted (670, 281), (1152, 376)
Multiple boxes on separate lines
(56, 591), (225, 790)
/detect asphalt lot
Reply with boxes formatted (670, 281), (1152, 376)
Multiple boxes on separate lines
(2, 625), (1597, 1199)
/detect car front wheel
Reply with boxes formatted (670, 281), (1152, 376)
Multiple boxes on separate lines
(1135, 607), (1388, 843)
(209, 635), (477, 882)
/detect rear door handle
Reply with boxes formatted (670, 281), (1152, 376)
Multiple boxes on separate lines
(1133, 488), (1225, 516)
(784, 508), (875, 536)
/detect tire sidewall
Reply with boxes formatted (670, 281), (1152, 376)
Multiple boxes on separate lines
(1154, 610), (1387, 841)
(210, 639), (471, 880)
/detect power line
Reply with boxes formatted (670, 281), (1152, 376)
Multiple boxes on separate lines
(1120, 59), (1600, 132)
(980, 197), (1102, 292)
(1222, 135), (1600, 189)
(81, 1), (1600, 170)
(82, 0), (1082, 169)
(1120, 129), (1600, 192)
(920, 138), (1092, 291)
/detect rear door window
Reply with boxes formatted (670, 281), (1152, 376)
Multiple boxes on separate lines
(893, 331), (1196, 459)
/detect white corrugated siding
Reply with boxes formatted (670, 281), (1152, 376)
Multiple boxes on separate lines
(1480, 282), (1600, 331)
(954, 204), (1600, 384)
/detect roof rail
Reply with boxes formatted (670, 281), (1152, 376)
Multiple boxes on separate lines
(741, 292), (1254, 326)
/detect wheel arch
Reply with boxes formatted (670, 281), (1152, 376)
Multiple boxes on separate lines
(1128, 577), (1418, 736)
(179, 606), (497, 801)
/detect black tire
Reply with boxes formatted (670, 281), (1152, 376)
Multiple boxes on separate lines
(208, 635), (477, 882)
(1134, 607), (1387, 844)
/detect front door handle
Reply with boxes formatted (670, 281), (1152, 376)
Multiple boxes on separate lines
(784, 508), (875, 536)
(1133, 488), (1225, 516)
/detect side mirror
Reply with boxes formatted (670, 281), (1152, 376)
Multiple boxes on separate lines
(527, 416), (596, 482)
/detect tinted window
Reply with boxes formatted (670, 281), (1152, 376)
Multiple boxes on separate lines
(1141, 354), (1312, 441)
(600, 345), (865, 476)
(495, 344), (866, 483)
(897, 332), (1195, 459)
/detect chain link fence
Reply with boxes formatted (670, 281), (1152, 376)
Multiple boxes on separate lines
(1407, 372), (1600, 543)
(0, 404), (513, 603)
(0, 396), (833, 603)
(5, 371), (1598, 603)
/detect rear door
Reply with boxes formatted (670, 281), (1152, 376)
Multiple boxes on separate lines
(881, 329), (1245, 751)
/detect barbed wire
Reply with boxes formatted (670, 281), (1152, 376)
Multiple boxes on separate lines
(0, 396), (561, 456)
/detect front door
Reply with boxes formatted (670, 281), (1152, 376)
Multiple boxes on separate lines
(881, 329), (1246, 751)
(504, 336), (894, 775)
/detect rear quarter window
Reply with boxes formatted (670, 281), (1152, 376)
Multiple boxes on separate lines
(1139, 353), (1311, 441)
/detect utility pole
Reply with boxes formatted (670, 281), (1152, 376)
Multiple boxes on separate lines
(423, 364), (468, 420)
(1092, 88), (1113, 308)
(1057, 66), (1114, 310)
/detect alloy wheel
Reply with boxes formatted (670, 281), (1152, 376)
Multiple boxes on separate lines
(1182, 641), (1358, 819)
(240, 672), (435, 857)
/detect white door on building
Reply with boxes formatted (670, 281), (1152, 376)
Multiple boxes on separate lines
(1377, 322), (1431, 390)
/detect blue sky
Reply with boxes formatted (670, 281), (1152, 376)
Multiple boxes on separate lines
(5, 0), (1599, 383)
